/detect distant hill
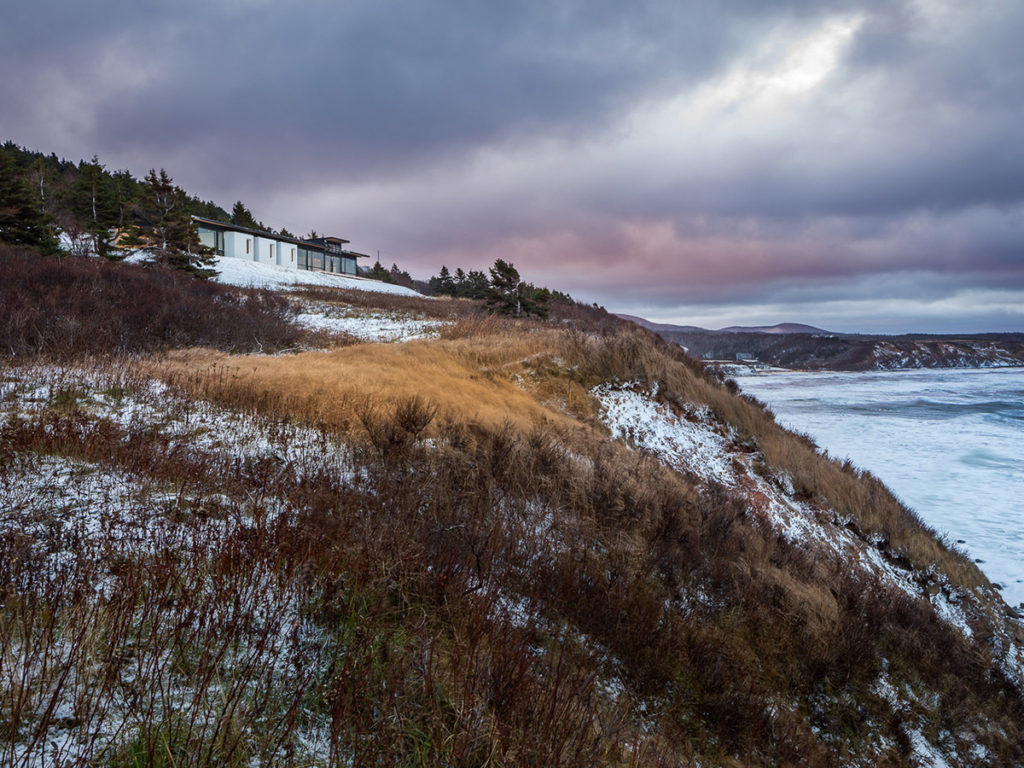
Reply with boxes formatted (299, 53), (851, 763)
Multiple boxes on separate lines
(615, 314), (708, 333)
(616, 315), (830, 335)
(618, 314), (1024, 370)
(718, 322), (829, 335)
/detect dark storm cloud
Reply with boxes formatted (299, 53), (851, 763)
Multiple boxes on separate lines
(1, 1), (872, 184)
(1, 0), (1022, 331)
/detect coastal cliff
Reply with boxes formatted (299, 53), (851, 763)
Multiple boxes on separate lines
(3, 248), (1023, 766)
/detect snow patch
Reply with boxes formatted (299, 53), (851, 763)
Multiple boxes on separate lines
(593, 383), (735, 480)
(209, 254), (424, 296)
(295, 309), (444, 343)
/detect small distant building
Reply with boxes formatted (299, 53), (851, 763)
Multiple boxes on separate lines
(735, 352), (757, 362)
(193, 216), (369, 276)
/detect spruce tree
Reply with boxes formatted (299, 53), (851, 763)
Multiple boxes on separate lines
(110, 169), (137, 231)
(485, 259), (548, 318)
(0, 152), (59, 253)
(465, 269), (490, 299)
(70, 156), (118, 258)
(432, 265), (455, 295)
(366, 261), (392, 282)
(230, 200), (259, 229)
(451, 267), (467, 296)
(486, 259), (522, 316)
(389, 263), (414, 288)
(139, 169), (214, 276)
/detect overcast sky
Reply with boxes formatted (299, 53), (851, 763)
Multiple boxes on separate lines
(3, 0), (1023, 332)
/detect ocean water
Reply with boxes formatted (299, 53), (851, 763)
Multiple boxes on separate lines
(733, 367), (1024, 608)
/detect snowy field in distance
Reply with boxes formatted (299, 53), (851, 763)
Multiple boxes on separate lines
(734, 367), (1024, 608)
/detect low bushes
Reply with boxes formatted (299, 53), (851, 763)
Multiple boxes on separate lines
(0, 246), (306, 358)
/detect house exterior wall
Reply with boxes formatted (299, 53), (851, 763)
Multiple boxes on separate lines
(223, 230), (252, 260)
(252, 236), (272, 265)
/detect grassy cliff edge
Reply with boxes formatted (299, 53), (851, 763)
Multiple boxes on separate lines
(2, 249), (1023, 766)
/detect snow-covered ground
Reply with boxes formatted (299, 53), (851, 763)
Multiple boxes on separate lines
(123, 250), (443, 342)
(593, 384), (735, 480)
(734, 367), (1024, 609)
(591, 381), (1024, 692)
(0, 368), (350, 482)
(295, 306), (445, 342)
(0, 366), (344, 766)
(125, 250), (425, 297)
(211, 254), (423, 295)
(210, 254), (424, 295)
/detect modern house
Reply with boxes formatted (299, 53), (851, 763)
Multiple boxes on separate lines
(193, 216), (369, 276)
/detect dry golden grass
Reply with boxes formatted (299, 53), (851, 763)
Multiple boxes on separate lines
(155, 333), (584, 437)
(547, 325), (988, 592)
(157, 320), (986, 595)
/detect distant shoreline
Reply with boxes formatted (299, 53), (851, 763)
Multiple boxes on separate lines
(713, 360), (1024, 376)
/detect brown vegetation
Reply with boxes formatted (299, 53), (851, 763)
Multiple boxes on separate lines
(0, 245), (310, 358)
(2, 256), (1021, 765)
(289, 284), (481, 322)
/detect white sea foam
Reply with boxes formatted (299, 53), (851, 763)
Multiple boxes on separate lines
(734, 367), (1024, 607)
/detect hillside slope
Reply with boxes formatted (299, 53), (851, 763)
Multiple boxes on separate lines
(2, 251), (1023, 766)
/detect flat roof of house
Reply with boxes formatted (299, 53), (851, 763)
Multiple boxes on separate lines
(192, 216), (357, 251)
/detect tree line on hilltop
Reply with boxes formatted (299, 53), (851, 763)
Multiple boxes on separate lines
(1, 140), (584, 317)
(0, 142), (228, 274)
(0, 142), (306, 276)
(427, 260), (574, 318)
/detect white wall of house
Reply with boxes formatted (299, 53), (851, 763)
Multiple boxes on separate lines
(223, 231), (252, 261)
(252, 236), (271, 265)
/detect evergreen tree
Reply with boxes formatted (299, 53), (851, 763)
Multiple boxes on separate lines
(230, 200), (259, 229)
(70, 156), (118, 258)
(388, 262), (414, 288)
(429, 265), (456, 295)
(110, 169), (137, 230)
(450, 268), (467, 296)
(486, 259), (548, 318)
(464, 269), (490, 299)
(366, 261), (392, 282)
(0, 152), (59, 253)
(486, 259), (522, 316)
(139, 169), (214, 276)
